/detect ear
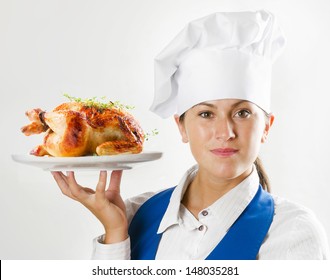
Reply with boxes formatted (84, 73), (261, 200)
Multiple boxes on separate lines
(174, 115), (189, 143)
(261, 114), (275, 143)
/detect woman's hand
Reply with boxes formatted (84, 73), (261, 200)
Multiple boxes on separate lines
(51, 170), (128, 244)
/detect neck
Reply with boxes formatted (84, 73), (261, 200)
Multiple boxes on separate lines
(182, 167), (252, 218)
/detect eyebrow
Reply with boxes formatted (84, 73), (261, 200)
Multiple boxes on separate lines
(192, 100), (250, 109)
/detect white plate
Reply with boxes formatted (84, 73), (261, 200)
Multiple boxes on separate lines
(12, 152), (162, 171)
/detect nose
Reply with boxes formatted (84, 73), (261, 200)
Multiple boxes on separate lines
(214, 117), (236, 142)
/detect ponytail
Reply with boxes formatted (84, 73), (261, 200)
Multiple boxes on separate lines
(254, 157), (271, 193)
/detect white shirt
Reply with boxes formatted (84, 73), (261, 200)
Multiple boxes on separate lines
(92, 165), (329, 260)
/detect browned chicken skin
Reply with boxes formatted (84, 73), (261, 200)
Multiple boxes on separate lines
(21, 102), (144, 157)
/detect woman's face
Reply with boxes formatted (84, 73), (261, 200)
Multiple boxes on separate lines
(175, 99), (274, 181)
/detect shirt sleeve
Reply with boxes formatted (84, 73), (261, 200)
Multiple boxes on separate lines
(259, 197), (330, 260)
(91, 235), (131, 260)
(287, 211), (330, 260)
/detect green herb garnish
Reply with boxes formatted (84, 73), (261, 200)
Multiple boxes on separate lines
(63, 93), (135, 110)
(144, 129), (159, 141)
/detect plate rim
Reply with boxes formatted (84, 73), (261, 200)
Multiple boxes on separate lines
(11, 151), (163, 171)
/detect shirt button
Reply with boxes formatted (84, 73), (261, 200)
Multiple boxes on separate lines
(198, 225), (204, 231)
(201, 210), (208, 216)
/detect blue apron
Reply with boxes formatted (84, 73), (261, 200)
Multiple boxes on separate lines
(128, 185), (274, 260)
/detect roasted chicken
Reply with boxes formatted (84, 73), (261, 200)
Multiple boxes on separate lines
(21, 101), (144, 157)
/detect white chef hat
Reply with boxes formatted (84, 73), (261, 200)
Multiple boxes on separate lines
(150, 10), (286, 118)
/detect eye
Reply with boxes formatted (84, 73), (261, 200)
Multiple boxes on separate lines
(199, 111), (214, 118)
(234, 109), (251, 118)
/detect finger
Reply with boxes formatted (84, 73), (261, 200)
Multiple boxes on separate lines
(95, 170), (108, 195)
(51, 171), (71, 196)
(108, 170), (123, 193)
(51, 171), (66, 184)
(65, 171), (85, 199)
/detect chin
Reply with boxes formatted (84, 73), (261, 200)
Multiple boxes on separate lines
(213, 169), (240, 180)
(207, 161), (250, 181)
(205, 163), (237, 179)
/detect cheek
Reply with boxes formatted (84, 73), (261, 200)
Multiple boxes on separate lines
(241, 121), (265, 150)
(184, 125), (212, 159)
(186, 123), (212, 143)
(236, 117), (259, 136)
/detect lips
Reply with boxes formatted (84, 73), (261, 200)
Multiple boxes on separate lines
(210, 148), (239, 157)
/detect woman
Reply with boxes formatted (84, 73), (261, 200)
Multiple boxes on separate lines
(52, 10), (329, 259)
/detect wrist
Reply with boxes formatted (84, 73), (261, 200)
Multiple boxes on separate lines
(103, 227), (128, 244)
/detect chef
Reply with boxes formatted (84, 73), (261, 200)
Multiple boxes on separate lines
(52, 10), (329, 259)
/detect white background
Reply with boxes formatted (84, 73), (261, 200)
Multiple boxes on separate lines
(1, 0), (330, 259)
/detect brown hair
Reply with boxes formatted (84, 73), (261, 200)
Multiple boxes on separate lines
(178, 113), (271, 193)
(254, 157), (271, 192)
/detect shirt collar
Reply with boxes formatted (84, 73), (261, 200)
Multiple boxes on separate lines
(157, 164), (260, 234)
